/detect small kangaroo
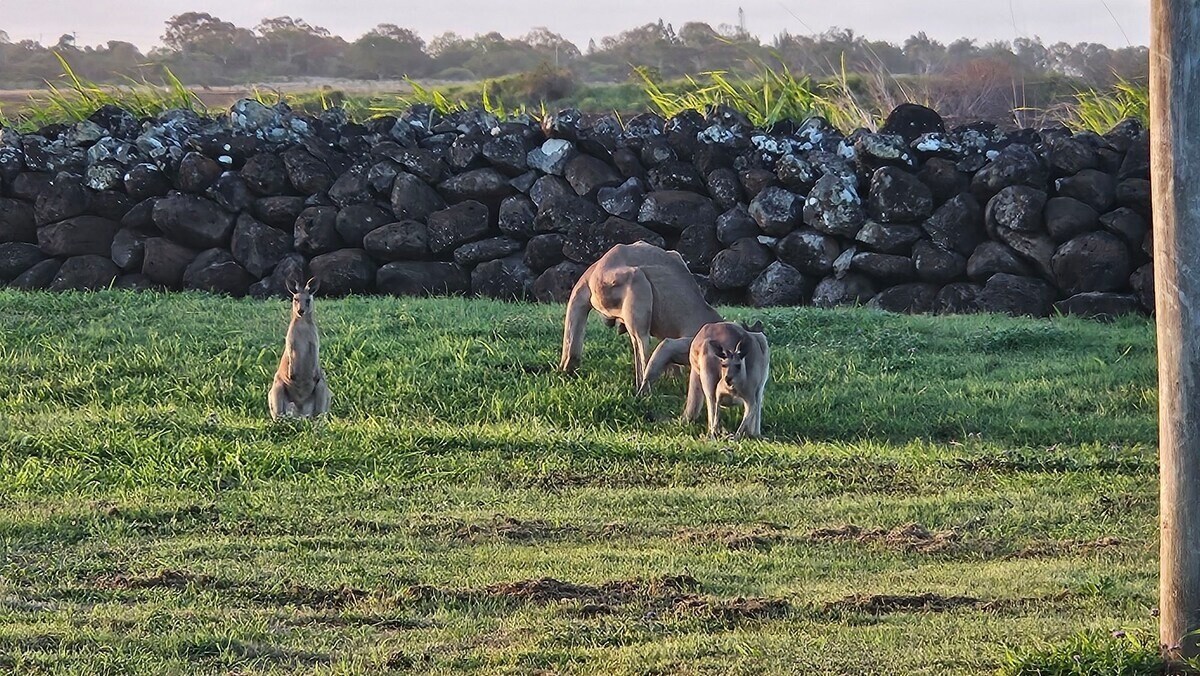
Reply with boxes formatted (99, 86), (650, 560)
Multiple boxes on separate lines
(269, 277), (331, 419)
(684, 321), (769, 439)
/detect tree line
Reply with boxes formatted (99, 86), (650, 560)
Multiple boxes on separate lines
(0, 13), (1148, 89)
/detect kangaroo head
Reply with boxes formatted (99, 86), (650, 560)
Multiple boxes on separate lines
(287, 277), (320, 319)
(711, 339), (751, 391)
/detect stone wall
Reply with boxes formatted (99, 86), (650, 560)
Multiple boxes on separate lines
(0, 100), (1153, 318)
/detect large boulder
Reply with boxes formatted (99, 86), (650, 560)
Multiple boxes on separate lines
(427, 200), (491, 254)
(803, 173), (865, 237)
(850, 252), (915, 284)
(34, 174), (90, 226)
(1051, 231), (1132, 295)
(1044, 197), (1100, 242)
(881, 103), (945, 143)
(1131, 263), (1154, 313)
(854, 221), (924, 254)
(994, 227), (1056, 279)
(377, 261), (470, 296)
(38, 215), (119, 257)
(141, 237), (198, 288)
(918, 157), (969, 205)
(390, 172), (446, 222)
(309, 248), (377, 296)
(565, 154), (622, 198)
(867, 167), (934, 223)
(922, 193), (984, 256)
(110, 228), (149, 272)
(335, 203), (392, 247)
(710, 238), (773, 290)
(471, 255), (536, 300)
(867, 283), (939, 314)
(1055, 169), (1116, 212)
(706, 167), (745, 211)
(241, 153), (289, 196)
(934, 282), (982, 314)
(523, 233), (566, 272)
(978, 273), (1056, 317)
(597, 177), (646, 220)
(294, 206), (343, 255)
(10, 259), (62, 290)
(252, 196), (307, 230)
(716, 205), (761, 245)
(675, 222), (722, 273)
(363, 221), (429, 261)
(282, 146), (335, 195)
(749, 186), (804, 236)
(534, 194), (606, 234)
(49, 255), (119, 291)
(1054, 292), (1143, 320)
(439, 168), (515, 203)
(562, 217), (664, 264)
(748, 261), (813, 307)
(0, 242), (45, 282)
(182, 248), (255, 296)
(249, 253), (307, 299)
(176, 152), (222, 194)
(812, 273), (877, 308)
(533, 261), (588, 303)
(153, 194), (236, 249)
(777, 229), (840, 276)
(1099, 207), (1148, 250)
(231, 214), (292, 278)
(971, 144), (1048, 199)
(454, 236), (524, 266)
(0, 198), (37, 243)
(912, 240), (966, 283)
(637, 190), (717, 233)
(986, 186), (1047, 233)
(498, 195), (538, 239)
(967, 241), (1033, 282)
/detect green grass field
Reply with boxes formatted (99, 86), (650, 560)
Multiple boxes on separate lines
(0, 291), (1163, 674)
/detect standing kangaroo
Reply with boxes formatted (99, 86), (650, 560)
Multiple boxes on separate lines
(684, 321), (770, 439)
(269, 278), (331, 419)
(559, 242), (722, 393)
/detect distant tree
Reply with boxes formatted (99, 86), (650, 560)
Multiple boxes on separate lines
(903, 32), (945, 75)
(345, 24), (429, 78)
(0, 31), (10, 45)
(255, 16), (344, 76)
(521, 27), (580, 65)
(161, 13), (256, 71)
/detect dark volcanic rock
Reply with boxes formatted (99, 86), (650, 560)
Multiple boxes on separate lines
(153, 194), (236, 249)
(565, 155), (622, 198)
(0, 242), (45, 282)
(1099, 207), (1148, 250)
(533, 261), (588, 303)
(0, 198), (37, 243)
(868, 167), (934, 223)
(335, 203), (392, 247)
(182, 248), (255, 296)
(804, 173), (865, 237)
(749, 186), (803, 236)
(1131, 263), (1154, 312)
(647, 160), (706, 193)
(534, 194), (606, 234)
(1055, 169), (1116, 212)
(934, 282), (982, 314)
(637, 191), (717, 233)
(37, 215), (119, 257)
(498, 195), (537, 239)
(252, 196), (307, 229)
(124, 163), (172, 201)
(1044, 197), (1100, 242)
(427, 201), (491, 254)
(850, 252), (915, 284)
(10, 259), (62, 290)
(249, 253), (308, 299)
(523, 233), (566, 272)
(812, 273), (877, 308)
(967, 242), (1034, 282)
(867, 282), (939, 314)
(207, 172), (256, 213)
(710, 238), (773, 290)
(471, 255), (535, 300)
(282, 146), (335, 195)
(294, 206), (343, 256)
(675, 222), (722, 273)
(986, 185), (1047, 233)
(439, 168), (515, 203)
(597, 178), (645, 220)
(854, 221), (924, 254)
(748, 261), (813, 307)
(978, 273), (1056, 316)
(231, 214), (292, 278)
(912, 240), (966, 283)
(35, 174), (90, 226)
(881, 103), (945, 143)
(777, 229), (840, 276)
(110, 228), (149, 272)
(706, 167), (744, 211)
(308, 248), (377, 296)
(176, 152), (222, 193)
(971, 144), (1047, 199)
(390, 172), (446, 223)
(918, 157), (969, 205)
(1054, 292), (1143, 320)
(1051, 231), (1132, 295)
(716, 206), (760, 245)
(363, 221), (428, 262)
(562, 217), (665, 264)
(922, 193), (984, 256)
(49, 255), (119, 291)
(241, 153), (289, 196)
(377, 261), (469, 297)
(453, 236), (524, 266)
(141, 237), (198, 288)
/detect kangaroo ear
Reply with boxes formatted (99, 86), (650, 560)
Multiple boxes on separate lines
(735, 340), (748, 358)
(305, 277), (320, 293)
(748, 320), (764, 333)
(285, 278), (299, 295)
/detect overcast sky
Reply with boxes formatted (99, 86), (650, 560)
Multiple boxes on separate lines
(0, 0), (1150, 49)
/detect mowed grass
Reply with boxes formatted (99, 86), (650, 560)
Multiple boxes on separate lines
(0, 291), (1161, 674)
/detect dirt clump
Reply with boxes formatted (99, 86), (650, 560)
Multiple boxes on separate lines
(827, 592), (981, 614)
(807, 522), (962, 553)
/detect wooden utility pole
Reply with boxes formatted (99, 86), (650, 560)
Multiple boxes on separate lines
(1154, 0), (1200, 660)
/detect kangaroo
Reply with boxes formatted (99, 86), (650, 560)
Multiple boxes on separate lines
(268, 277), (331, 419)
(684, 321), (769, 439)
(559, 242), (722, 393)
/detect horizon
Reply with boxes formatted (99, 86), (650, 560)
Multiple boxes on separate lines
(0, 0), (1150, 52)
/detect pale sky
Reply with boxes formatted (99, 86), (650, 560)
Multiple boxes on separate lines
(0, 0), (1150, 49)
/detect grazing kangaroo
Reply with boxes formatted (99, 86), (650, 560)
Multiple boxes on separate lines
(684, 321), (769, 439)
(269, 278), (331, 419)
(559, 242), (722, 393)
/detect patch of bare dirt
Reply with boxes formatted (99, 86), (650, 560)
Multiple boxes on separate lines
(285, 613), (428, 630)
(254, 582), (369, 609)
(90, 569), (369, 609)
(671, 595), (790, 621)
(1006, 536), (1123, 559)
(411, 514), (643, 543)
(102, 503), (220, 534)
(827, 592), (982, 614)
(674, 523), (789, 550)
(806, 522), (963, 553)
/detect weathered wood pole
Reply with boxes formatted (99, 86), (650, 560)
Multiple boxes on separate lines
(1153, 0), (1200, 660)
